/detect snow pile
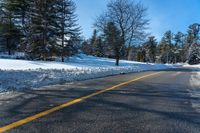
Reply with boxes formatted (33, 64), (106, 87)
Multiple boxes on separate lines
(184, 64), (200, 69)
(0, 54), (174, 92)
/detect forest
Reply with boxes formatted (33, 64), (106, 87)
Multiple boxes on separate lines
(0, 0), (200, 65)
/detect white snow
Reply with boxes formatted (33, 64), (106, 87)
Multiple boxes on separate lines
(0, 52), (25, 59)
(184, 64), (200, 69)
(184, 64), (200, 112)
(0, 54), (174, 92)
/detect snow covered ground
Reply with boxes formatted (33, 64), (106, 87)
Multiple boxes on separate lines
(0, 54), (174, 92)
(184, 64), (200, 69)
(185, 64), (200, 112)
(0, 52), (25, 59)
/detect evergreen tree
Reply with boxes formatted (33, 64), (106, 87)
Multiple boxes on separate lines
(174, 32), (184, 47)
(81, 39), (92, 55)
(0, 0), (20, 55)
(104, 22), (122, 66)
(189, 23), (200, 40)
(137, 47), (146, 62)
(187, 23), (200, 64)
(0, 22), (20, 54)
(89, 29), (104, 57)
(188, 43), (200, 64)
(26, 0), (57, 60)
(56, 0), (81, 62)
(159, 31), (174, 63)
(90, 29), (98, 56)
(173, 32), (185, 63)
(1, 0), (29, 51)
(3, 0), (28, 26)
(144, 36), (157, 63)
(95, 37), (104, 57)
(26, 0), (81, 60)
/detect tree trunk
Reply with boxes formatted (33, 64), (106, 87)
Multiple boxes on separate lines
(167, 52), (169, 64)
(116, 58), (119, 66)
(61, 32), (64, 62)
(8, 50), (11, 55)
(6, 38), (11, 55)
(115, 53), (120, 66)
(61, 0), (65, 62)
(61, 53), (64, 62)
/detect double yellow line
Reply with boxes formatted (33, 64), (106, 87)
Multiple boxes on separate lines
(0, 72), (161, 133)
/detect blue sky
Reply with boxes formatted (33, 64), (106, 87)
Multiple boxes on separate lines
(75, 0), (200, 40)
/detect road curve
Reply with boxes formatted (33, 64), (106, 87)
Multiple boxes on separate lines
(0, 68), (200, 133)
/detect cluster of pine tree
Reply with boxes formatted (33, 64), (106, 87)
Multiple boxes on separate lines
(134, 23), (200, 65)
(81, 23), (200, 65)
(156, 23), (200, 64)
(0, 0), (80, 61)
(0, 0), (199, 65)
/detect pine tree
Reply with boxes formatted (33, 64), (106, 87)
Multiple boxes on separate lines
(159, 31), (174, 63)
(3, 0), (28, 25)
(1, 0), (29, 52)
(25, 0), (54, 60)
(88, 29), (104, 57)
(174, 32), (184, 47)
(90, 29), (98, 56)
(187, 23), (200, 64)
(144, 36), (157, 63)
(104, 22), (122, 66)
(81, 39), (92, 55)
(95, 37), (104, 57)
(173, 32), (185, 63)
(56, 0), (81, 62)
(188, 43), (200, 64)
(137, 47), (146, 62)
(0, 0), (20, 55)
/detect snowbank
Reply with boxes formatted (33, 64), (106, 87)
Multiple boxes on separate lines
(0, 54), (174, 92)
(184, 64), (200, 69)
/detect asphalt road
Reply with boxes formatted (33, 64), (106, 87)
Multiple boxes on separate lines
(0, 68), (200, 133)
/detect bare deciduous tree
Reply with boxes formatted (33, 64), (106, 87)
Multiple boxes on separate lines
(94, 0), (149, 60)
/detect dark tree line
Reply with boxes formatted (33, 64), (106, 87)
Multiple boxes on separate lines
(82, 23), (200, 65)
(1, 0), (199, 65)
(156, 24), (200, 64)
(0, 0), (80, 61)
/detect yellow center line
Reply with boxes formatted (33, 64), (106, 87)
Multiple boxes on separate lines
(0, 72), (162, 133)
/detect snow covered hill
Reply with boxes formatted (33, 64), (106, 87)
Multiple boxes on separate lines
(0, 54), (174, 92)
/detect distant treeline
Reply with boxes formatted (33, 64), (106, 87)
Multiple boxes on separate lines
(82, 23), (200, 65)
(0, 0), (199, 65)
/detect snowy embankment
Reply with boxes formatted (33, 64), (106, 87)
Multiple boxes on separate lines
(185, 64), (200, 112)
(0, 54), (174, 92)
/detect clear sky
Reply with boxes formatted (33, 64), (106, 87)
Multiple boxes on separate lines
(75, 0), (200, 40)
